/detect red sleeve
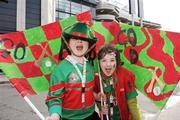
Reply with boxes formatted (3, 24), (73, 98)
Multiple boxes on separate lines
(125, 71), (136, 93)
(117, 66), (136, 93)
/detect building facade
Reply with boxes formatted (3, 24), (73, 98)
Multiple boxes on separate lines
(0, 0), (160, 34)
(55, 0), (96, 21)
(0, 0), (97, 34)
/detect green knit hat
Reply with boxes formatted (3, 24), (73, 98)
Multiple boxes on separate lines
(62, 22), (97, 44)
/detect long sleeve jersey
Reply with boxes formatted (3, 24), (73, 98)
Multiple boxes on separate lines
(46, 57), (95, 119)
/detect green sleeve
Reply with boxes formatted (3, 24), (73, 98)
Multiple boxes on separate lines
(49, 105), (62, 116)
(46, 66), (65, 117)
(127, 98), (142, 120)
(126, 89), (138, 99)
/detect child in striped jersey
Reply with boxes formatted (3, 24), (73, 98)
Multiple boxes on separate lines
(46, 22), (100, 120)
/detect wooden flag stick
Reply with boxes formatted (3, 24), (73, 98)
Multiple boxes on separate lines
(23, 96), (45, 120)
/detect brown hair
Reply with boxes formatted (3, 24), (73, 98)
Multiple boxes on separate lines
(98, 45), (123, 66)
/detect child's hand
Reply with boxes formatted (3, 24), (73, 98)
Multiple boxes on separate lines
(94, 92), (106, 101)
(46, 113), (60, 120)
(101, 104), (108, 115)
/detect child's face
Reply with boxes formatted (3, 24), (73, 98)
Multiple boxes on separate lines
(69, 38), (89, 57)
(100, 52), (117, 77)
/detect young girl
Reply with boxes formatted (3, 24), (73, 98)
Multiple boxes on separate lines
(46, 22), (100, 120)
(94, 46), (141, 120)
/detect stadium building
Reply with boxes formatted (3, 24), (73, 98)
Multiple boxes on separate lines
(0, 0), (161, 34)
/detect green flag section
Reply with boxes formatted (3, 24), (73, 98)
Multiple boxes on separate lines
(0, 11), (92, 96)
(92, 22), (180, 109)
(0, 11), (180, 109)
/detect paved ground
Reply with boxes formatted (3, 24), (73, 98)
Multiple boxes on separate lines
(0, 75), (48, 120)
(0, 75), (180, 120)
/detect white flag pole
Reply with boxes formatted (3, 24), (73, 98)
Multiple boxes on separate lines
(23, 96), (45, 120)
(99, 72), (109, 120)
(97, 61), (109, 120)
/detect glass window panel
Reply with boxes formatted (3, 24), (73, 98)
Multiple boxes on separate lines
(56, 17), (59, 21)
(56, 0), (70, 12)
(91, 7), (96, 19)
(83, 0), (96, 4)
(82, 5), (91, 11)
(56, 12), (59, 17)
(55, 0), (96, 20)
(58, 12), (70, 20)
(71, 2), (82, 14)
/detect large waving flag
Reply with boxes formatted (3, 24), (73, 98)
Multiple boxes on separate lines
(0, 11), (180, 110)
(92, 21), (180, 109)
(0, 11), (92, 97)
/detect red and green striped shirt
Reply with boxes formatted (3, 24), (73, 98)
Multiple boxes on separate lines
(46, 56), (95, 119)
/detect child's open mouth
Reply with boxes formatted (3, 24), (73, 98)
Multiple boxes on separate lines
(105, 68), (112, 73)
(76, 45), (83, 51)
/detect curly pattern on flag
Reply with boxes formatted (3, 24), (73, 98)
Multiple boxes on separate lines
(92, 21), (180, 109)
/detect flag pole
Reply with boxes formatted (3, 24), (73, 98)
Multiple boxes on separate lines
(97, 60), (109, 120)
(98, 72), (109, 120)
(11, 78), (45, 120)
(23, 96), (45, 120)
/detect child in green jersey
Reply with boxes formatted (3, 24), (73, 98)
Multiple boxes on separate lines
(46, 22), (100, 120)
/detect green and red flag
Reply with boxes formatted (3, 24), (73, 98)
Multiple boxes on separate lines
(0, 11), (92, 96)
(92, 21), (180, 109)
(0, 11), (180, 109)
